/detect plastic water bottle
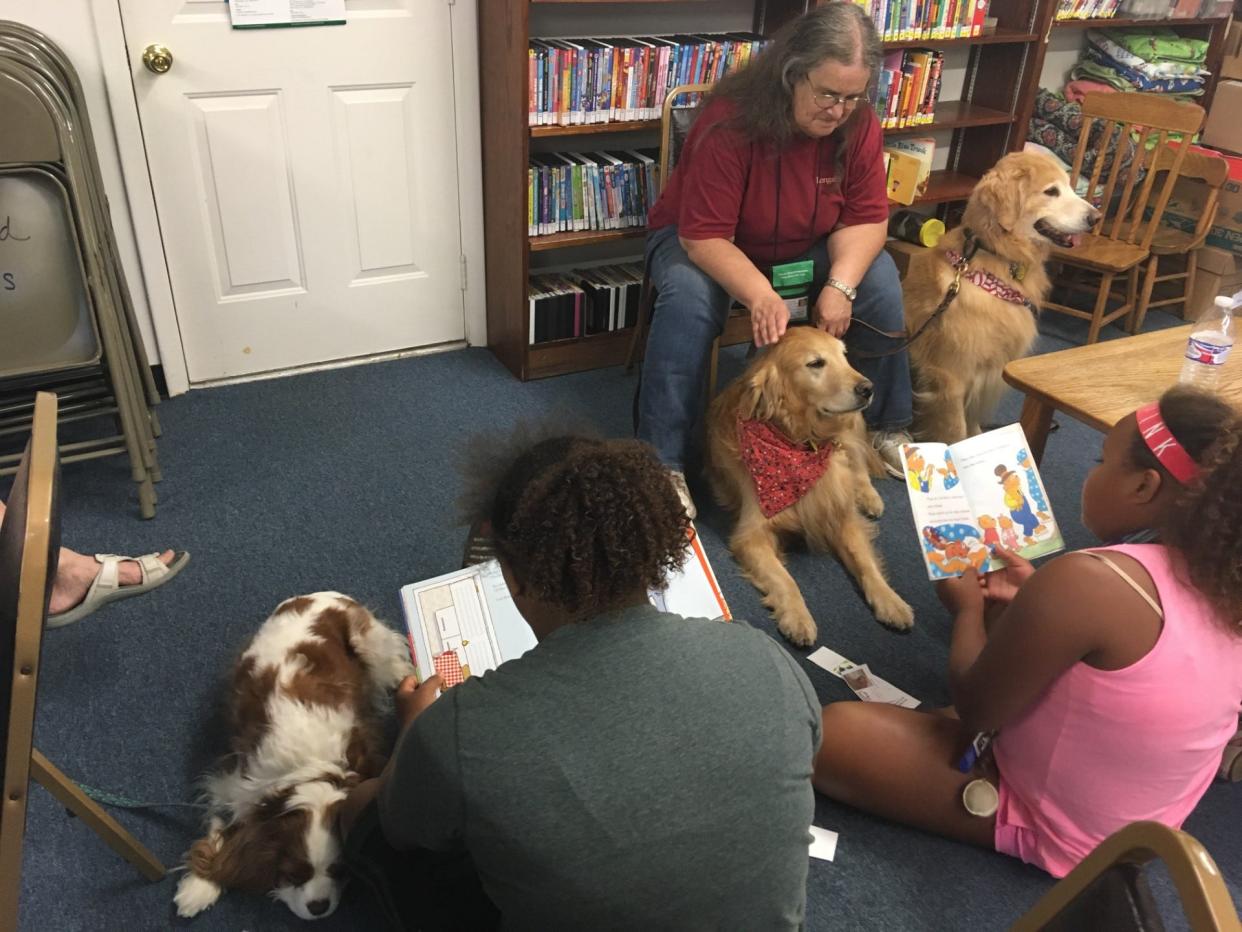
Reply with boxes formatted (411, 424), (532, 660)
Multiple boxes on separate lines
(1179, 296), (1236, 389)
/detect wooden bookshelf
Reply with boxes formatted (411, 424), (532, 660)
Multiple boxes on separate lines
(1051, 13), (1229, 28)
(529, 228), (647, 251)
(482, 0), (1121, 380)
(531, 119), (660, 138)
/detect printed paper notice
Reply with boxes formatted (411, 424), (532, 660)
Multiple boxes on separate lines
(229, 0), (346, 29)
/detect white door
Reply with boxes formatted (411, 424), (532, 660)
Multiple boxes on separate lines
(119, 0), (465, 382)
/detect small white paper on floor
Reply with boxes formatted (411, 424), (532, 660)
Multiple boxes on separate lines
(807, 649), (920, 708)
(808, 825), (838, 862)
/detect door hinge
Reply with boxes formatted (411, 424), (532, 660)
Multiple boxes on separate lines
(459, 254), (468, 291)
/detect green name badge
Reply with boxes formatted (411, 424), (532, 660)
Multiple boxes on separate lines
(771, 259), (814, 322)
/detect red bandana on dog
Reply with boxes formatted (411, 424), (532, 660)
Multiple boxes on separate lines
(737, 418), (834, 518)
(945, 249), (1032, 307)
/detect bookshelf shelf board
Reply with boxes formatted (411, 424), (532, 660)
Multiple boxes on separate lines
(525, 313), (750, 379)
(883, 101), (1014, 136)
(913, 169), (979, 205)
(529, 227), (647, 251)
(1051, 14), (1229, 28)
(881, 28), (1039, 50)
(531, 119), (660, 138)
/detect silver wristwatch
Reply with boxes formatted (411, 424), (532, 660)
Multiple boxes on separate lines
(826, 278), (858, 302)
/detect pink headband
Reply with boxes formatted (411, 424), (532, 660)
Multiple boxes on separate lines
(1135, 402), (1199, 485)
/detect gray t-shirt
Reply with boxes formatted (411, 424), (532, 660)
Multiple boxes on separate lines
(379, 603), (822, 931)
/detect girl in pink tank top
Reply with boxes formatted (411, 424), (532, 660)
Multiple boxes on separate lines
(812, 385), (1242, 877)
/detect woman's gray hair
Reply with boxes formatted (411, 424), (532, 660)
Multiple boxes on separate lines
(707, 2), (882, 146)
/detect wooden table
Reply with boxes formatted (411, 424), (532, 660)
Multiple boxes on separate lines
(1003, 324), (1242, 463)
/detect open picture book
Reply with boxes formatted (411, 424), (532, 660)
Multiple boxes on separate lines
(399, 526), (731, 686)
(899, 424), (1064, 580)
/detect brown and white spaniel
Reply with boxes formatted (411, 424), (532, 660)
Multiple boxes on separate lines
(174, 592), (413, 920)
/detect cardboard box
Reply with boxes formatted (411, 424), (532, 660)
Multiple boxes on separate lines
(1187, 246), (1242, 321)
(885, 239), (940, 281)
(1219, 21), (1242, 83)
(1202, 80), (1242, 155)
(1160, 155), (1242, 257)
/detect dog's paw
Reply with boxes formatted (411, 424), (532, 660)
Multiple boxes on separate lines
(856, 485), (885, 519)
(174, 872), (222, 918)
(872, 591), (914, 632)
(776, 609), (818, 647)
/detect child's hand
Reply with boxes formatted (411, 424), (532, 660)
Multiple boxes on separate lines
(982, 547), (1036, 604)
(395, 674), (441, 730)
(936, 569), (985, 615)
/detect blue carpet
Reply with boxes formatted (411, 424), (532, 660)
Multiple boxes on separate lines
(6, 308), (1237, 930)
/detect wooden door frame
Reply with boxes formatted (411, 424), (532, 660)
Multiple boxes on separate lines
(94, 0), (487, 393)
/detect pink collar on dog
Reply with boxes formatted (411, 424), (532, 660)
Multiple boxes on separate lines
(1135, 402), (1200, 485)
(945, 249), (1036, 312)
(736, 418), (834, 518)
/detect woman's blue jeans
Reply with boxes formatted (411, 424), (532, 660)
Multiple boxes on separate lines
(636, 225), (913, 471)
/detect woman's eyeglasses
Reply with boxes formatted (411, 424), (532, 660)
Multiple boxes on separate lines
(808, 86), (869, 111)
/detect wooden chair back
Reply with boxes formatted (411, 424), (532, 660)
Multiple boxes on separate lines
(1012, 821), (1240, 932)
(0, 391), (59, 924)
(657, 82), (713, 197)
(1151, 146), (1230, 249)
(1069, 93), (1205, 252)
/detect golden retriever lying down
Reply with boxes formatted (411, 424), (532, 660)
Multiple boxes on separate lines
(706, 327), (913, 645)
(904, 150), (1099, 442)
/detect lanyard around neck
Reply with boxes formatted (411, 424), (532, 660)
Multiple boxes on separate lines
(771, 137), (824, 266)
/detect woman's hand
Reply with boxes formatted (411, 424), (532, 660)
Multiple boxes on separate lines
(815, 285), (853, 338)
(395, 674), (442, 731)
(749, 291), (791, 347)
(981, 547), (1036, 605)
(936, 568), (985, 617)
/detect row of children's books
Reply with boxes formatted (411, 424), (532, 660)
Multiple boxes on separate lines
(874, 49), (945, 129)
(1054, 0), (1122, 19)
(529, 150), (658, 237)
(528, 264), (643, 345)
(850, 0), (991, 41)
(528, 33), (765, 127)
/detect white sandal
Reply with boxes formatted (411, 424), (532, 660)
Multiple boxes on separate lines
(46, 551), (190, 629)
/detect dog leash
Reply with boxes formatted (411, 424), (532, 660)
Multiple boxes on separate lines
(847, 235), (981, 360)
(70, 779), (207, 811)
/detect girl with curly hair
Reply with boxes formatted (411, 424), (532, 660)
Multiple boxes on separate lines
(341, 434), (822, 930)
(812, 385), (1242, 878)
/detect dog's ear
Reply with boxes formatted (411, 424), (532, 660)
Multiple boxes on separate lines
(972, 163), (1028, 233)
(740, 359), (783, 422)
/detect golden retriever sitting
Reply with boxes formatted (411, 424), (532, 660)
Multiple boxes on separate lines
(706, 327), (913, 645)
(904, 151), (1100, 442)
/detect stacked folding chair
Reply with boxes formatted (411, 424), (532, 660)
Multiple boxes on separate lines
(0, 22), (163, 518)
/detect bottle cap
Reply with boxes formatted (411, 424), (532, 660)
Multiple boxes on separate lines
(919, 218), (945, 248)
(962, 778), (999, 817)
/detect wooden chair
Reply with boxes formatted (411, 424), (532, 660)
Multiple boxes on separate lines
(1127, 146), (1230, 333)
(1043, 93), (1205, 344)
(0, 392), (163, 928)
(1012, 821), (1240, 932)
(624, 82), (736, 393)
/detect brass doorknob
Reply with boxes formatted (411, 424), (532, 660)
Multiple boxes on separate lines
(142, 44), (173, 75)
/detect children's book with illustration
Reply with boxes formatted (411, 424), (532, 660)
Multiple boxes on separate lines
(399, 526), (731, 687)
(899, 424), (1064, 580)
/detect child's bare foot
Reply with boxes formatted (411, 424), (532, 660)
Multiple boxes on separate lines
(49, 549), (177, 615)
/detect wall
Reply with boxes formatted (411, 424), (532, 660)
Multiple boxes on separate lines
(5, 0), (162, 365)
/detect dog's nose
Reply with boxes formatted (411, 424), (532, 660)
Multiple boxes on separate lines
(1087, 207), (1102, 225)
(855, 380), (874, 400)
(307, 899), (331, 917)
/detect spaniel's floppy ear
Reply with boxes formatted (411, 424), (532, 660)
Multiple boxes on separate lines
(971, 163), (1028, 234)
(739, 358), (783, 423)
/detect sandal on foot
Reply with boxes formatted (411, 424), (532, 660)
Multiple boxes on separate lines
(46, 551), (190, 629)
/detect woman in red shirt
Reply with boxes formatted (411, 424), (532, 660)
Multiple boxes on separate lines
(639, 3), (912, 515)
